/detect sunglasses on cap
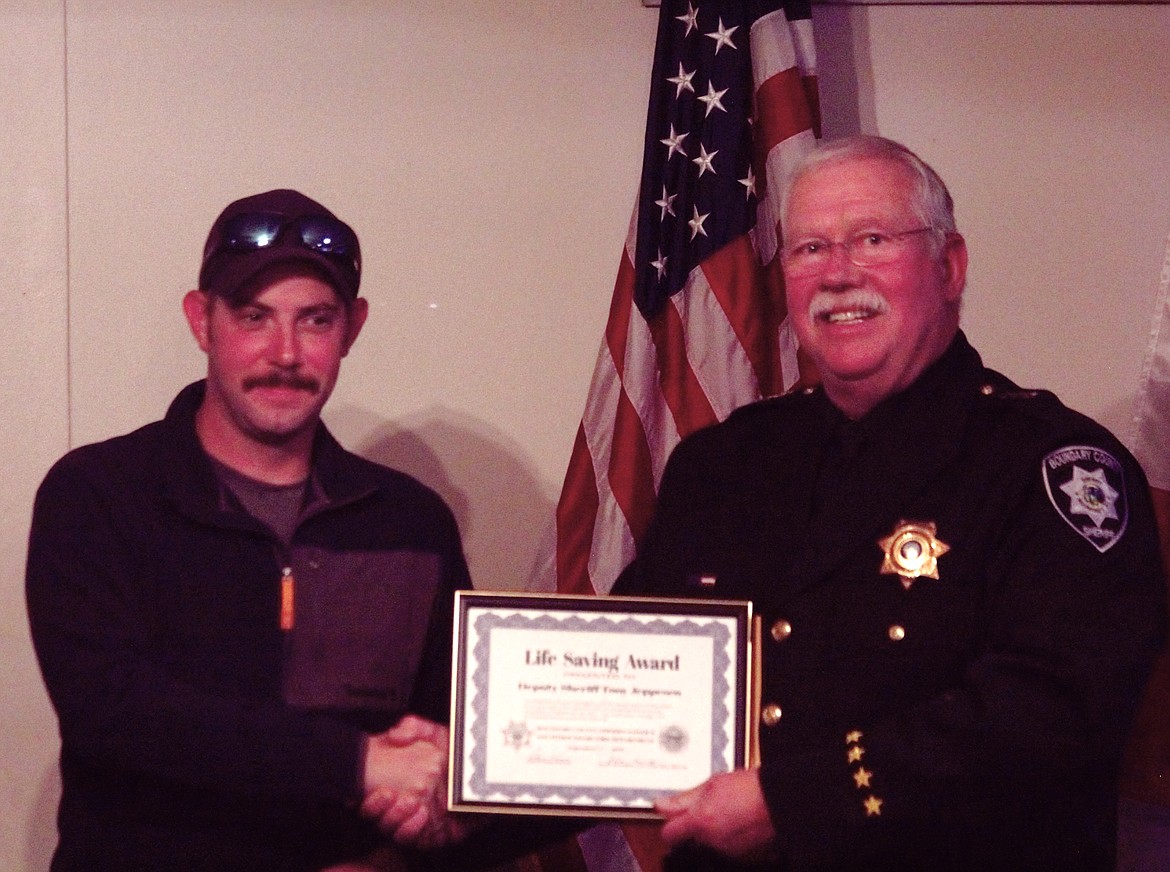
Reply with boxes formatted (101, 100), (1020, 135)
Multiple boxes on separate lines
(202, 211), (361, 294)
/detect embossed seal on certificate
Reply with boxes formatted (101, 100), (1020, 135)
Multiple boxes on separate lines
(659, 725), (689, 753)
(503, 721), (532, 750)
(878, 520), (950, 589)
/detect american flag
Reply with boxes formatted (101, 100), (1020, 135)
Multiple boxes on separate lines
(554, 0), (820, 600)
(547, 4), (819, 866)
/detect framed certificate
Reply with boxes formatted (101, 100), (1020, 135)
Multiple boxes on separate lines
(449, 591), (754, 818)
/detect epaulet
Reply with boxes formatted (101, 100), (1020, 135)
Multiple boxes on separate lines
(726, 384), (819, 422)
(974, 374), (1055, 405)
(975, 378), (1072, 432)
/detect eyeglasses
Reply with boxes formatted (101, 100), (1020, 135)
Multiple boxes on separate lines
(781, 227), (934, 277)
(202, 212), (361, 291)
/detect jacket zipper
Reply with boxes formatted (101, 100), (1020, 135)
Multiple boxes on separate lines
(280, 565), (296, 630)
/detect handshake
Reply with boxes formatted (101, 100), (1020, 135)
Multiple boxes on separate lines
(359, 714), (471, 851)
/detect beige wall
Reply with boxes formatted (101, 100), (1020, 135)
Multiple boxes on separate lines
(2, 4), (69, 867)
(2, 2), (1167, 868)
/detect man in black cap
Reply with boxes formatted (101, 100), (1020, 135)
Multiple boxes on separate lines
(27, 189), (468, 871)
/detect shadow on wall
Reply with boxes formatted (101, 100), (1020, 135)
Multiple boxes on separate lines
(26, 764), (58, 870)
(811, 5), (868, 139)
(332, 404), (558, 592)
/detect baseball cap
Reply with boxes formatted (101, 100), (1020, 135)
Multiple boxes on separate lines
(198, 188), (362, 302)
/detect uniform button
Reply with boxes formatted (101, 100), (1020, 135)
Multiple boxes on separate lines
(980, 384), (995, 396)
(761, 703), (783, 726)
(770, 619), (793, 642)
(888, 624), (906, 642)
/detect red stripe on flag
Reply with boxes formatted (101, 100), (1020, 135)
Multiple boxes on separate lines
(606, 252), (637, 370)
(762, 254), (798, 395)
(554, 423), (601, 596)
(648, 299), (719, 440)
(608, 388), (656, 548)
(701, 234), (787, 397)
(753, 66), (815, 187)
(604, 249), (657, 560)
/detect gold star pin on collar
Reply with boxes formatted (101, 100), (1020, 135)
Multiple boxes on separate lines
(879, 520), (950, 590)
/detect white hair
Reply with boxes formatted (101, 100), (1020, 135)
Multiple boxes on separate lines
(780, 135), (958, 257)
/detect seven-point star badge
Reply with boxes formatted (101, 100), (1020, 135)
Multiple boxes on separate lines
(878, 521), (950, 590)
(1059, 464), (1120, 528)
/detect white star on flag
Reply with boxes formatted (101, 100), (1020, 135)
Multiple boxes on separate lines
(676, 2), (700, 36)
(692, 144), (719, 177)
(656, 186), (678, 219)
(706, 17), (738, 54)
(697, 81), (729, 117)
(660, 123), (688, 159)
(688, 205), (709, 239)
(739, 165), (757, 199)
(667, 63), (696, 98)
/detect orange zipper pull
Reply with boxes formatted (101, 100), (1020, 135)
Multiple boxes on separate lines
(280, 567), (295, 630)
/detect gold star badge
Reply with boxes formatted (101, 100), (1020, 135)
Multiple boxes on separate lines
(864, 795), (884, 817)
(853, 767), (873, 789)
(845, 730), (863, 745)
(847, 745), (865, 764)
(879, 520), (950, 590)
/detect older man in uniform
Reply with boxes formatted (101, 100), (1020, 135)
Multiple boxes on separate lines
(613, 135), (1166, 870)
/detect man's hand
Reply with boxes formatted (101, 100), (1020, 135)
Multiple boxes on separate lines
(656, 768), (778, 862)
(360, 715), (469, 850)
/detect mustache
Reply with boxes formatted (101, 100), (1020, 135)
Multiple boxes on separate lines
(808, 289), (889, 320)
(243, 372), (320, 393)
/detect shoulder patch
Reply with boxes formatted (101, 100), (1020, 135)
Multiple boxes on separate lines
(1041, 445), (1129, 553)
